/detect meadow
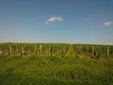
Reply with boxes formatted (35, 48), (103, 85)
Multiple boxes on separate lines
(0, 43), (113, 85)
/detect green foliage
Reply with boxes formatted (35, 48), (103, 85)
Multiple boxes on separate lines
(0, 43), (113, 85)
(0, 55), (113, 85)
(0, 43), (113, 59)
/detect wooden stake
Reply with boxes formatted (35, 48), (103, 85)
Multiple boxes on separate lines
(9, 46), (12, 55)
(21, 46), (25, 56)
(35, 45), (37, 52)
(92, 46), (94, 57)
(40, 45), (42, 54)
(0, 49), (2, 55)
(107, 47), (109, 57)
(49, 46), (51, 56)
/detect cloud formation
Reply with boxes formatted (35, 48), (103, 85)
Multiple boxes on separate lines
(104, 21), (113, 26)
(47, 16), (63, 23)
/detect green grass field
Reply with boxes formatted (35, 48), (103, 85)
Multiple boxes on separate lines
(0, 55), (113, 85)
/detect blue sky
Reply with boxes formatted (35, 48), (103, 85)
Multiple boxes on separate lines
(0, 0), (113, 44)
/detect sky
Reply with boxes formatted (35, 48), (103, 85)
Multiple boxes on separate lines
(0, 0), (113, 45)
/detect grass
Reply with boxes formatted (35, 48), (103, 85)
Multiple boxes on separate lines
(0, 55), (113, 85)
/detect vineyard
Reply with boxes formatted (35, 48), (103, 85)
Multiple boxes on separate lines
(0, 43), (113, 59)
(0, 43), (113, 85)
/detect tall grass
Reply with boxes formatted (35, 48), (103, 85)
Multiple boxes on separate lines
(0, 55), (113, 85)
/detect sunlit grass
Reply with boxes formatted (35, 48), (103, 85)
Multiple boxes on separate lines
(0, 55), (113, 85)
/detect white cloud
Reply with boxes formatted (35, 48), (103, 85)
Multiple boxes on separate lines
(47, 16), (63, 23)
(103, 21), (113, 26)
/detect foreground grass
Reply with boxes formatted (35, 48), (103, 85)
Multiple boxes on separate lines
(0, 55), (113, 85)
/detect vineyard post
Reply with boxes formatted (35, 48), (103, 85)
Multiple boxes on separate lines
(0, 49), (2, 55)
(40, 45), (42, 54)
(92, 46), (94, 57)
(77, 46), (79, 53)
(21, 46), (25, 56)
(96, 50), (99, 59)
(76, 45), (80, 54)
(107, 47), (109, 57)
(35, 45), (37, 55)
(49, 45), (51, 56)
(9, 46), (12, 55)
(21, 46), (23, 56)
